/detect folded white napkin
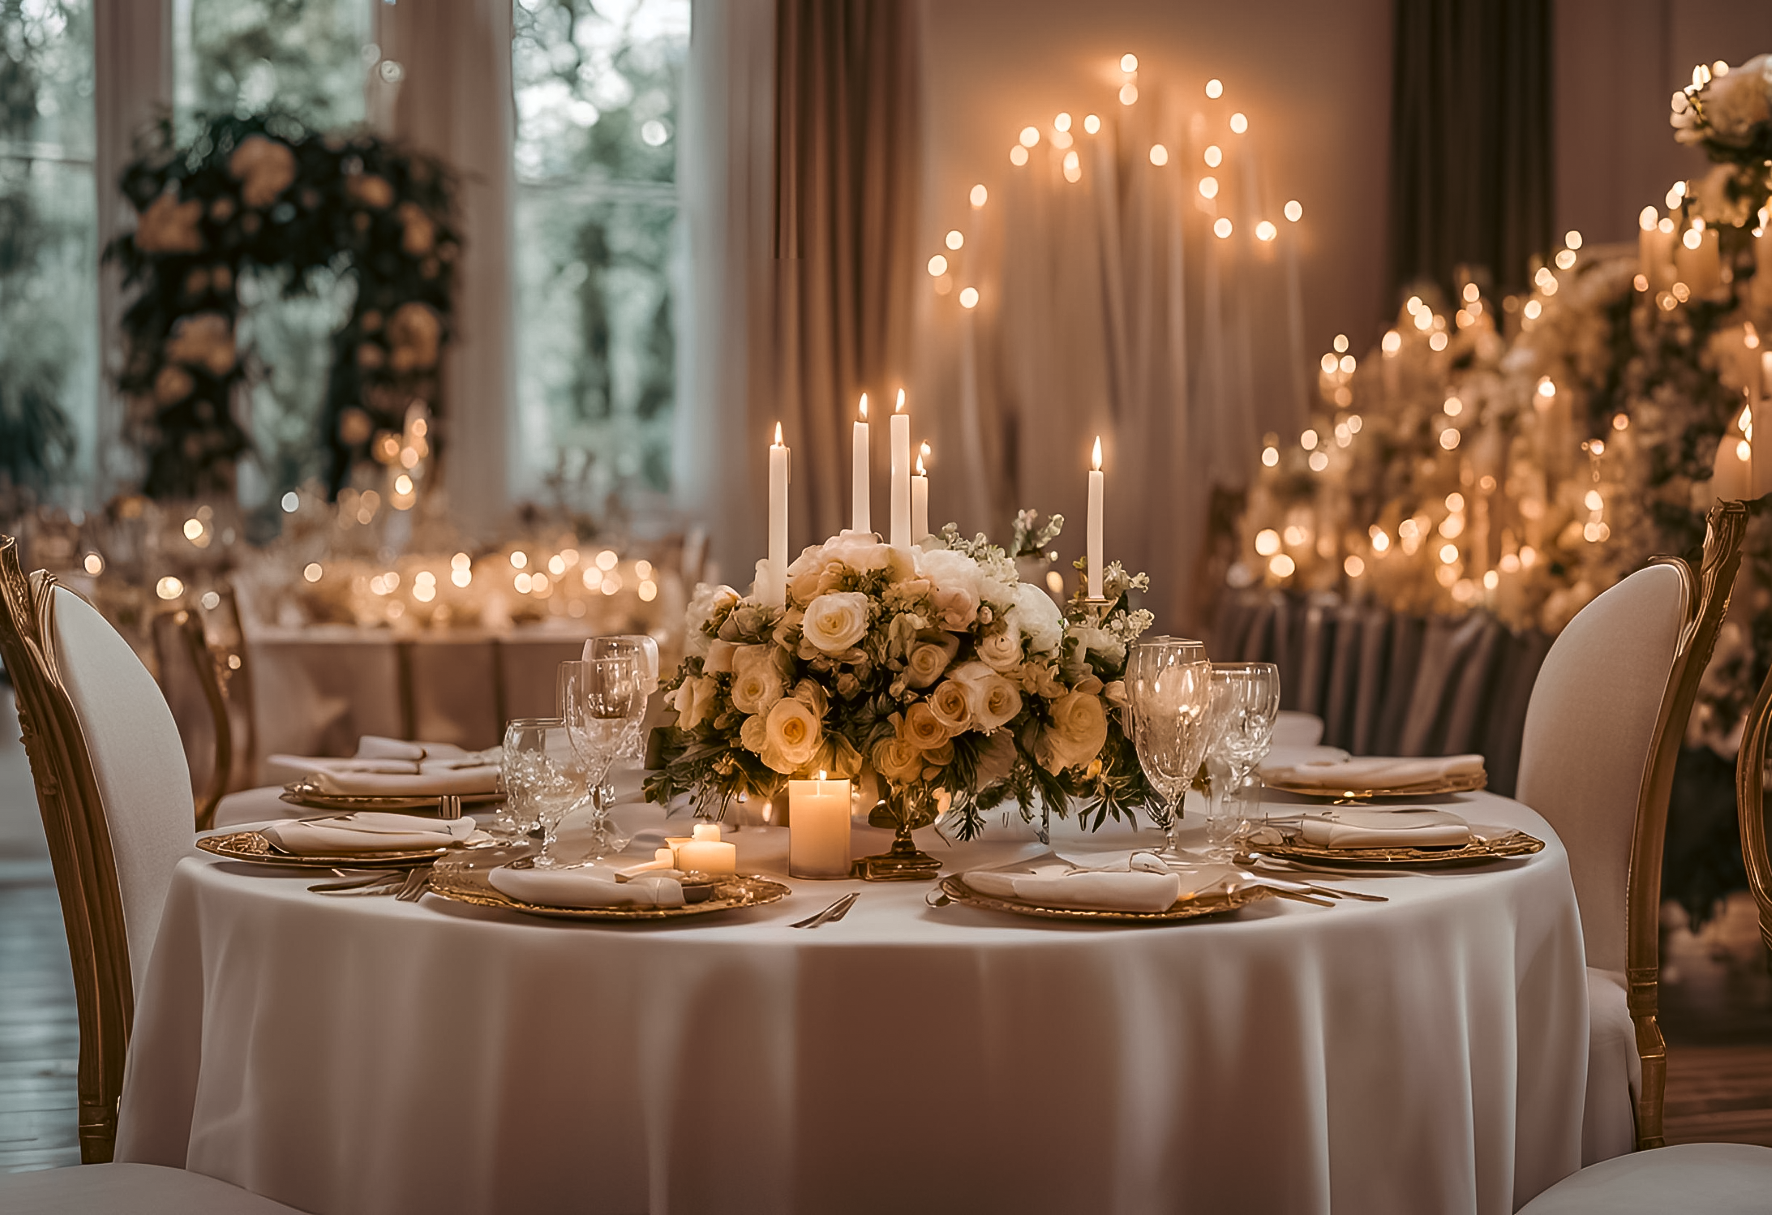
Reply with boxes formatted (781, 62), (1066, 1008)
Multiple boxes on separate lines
(260, 812), (478, 854)
(1273, 711), (1325, 748)
(489, 864), (685, 909)
(1263, 753), (1485, 791)
(274, 753), (502, 797)
(1297, 808), (1471, 849)
(962, 850), (1203, 913)
(354, 736), (471, 762)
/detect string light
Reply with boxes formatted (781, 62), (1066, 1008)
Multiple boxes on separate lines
(1284, 199), (1302, 222)
(1149, 144), (1168, 166)
(1230, 112), (1248, 133)
(970, 184), (987, 207)
(1213, 217), (1232, 238)
(1205, 78), (1223, 98)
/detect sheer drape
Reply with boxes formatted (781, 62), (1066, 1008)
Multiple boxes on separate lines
(679, 0), (921, 583)
(374, 0), (515, 535)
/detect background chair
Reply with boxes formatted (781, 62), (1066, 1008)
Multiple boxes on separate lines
(1515, 502), (1748, 1161)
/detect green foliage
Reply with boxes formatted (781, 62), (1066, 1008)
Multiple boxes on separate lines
(106, 111), (459, 499)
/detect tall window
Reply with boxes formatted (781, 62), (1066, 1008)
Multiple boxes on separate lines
(512, 0), (689, 510)
(171, 0), (370, 500)
(0, 0), (96, 504)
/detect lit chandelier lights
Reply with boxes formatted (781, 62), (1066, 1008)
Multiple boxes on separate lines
(925, 52), (1306, 313)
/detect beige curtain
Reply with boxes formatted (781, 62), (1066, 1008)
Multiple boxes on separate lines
(373, 0), (515, 538)
(772, 0), (923, 553)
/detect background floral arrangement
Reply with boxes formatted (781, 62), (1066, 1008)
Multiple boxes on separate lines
(107, 112), (459, 500)
(646, 522), (1156, 840)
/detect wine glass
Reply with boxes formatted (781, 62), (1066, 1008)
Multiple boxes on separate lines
(582, 634), (661, 788)
(499, 718), (583, 855)
(556, 656), (647, 864)
(1127, 639), (1212, 855)
(1206, 662), (1282, 852)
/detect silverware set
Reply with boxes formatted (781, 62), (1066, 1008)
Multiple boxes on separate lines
(309, 867), (431, 901)
(789, 891), (859, 929)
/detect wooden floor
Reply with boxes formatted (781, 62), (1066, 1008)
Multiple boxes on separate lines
(0, 861), (80, 1173)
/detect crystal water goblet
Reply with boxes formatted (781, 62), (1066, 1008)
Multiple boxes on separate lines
(1206, 661), (1282, 851)
(500, 717), (583, 858)
(556, 656), (647, 863)
(1128, 638), (1212, 855)
(581, 634), (661, 801)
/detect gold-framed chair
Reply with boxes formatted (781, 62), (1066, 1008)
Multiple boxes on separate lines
(1515, 501), (1748, 1158)
(150, 607), (233, 831)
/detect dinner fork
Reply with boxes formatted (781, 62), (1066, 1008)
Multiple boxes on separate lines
(789, 892), (858, 929)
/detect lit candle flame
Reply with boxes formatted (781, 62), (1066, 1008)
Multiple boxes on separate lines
(1092, 436), (1103, 470)
(916, 454), (926, 476)
(920, 440), (931, 459)
(774, 422), (783, 445)
(895, 388), (905, 413)
(817, 770), (826, 781)
(859, 392), (868, 420)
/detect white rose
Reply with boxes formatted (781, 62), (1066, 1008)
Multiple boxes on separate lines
(920, 549), (982, 629)
(761, 696), (823, 774)
(1697, 55), (1772, 146)
(802, 592), (870, 653)
(950, 660), (1023, 733)
(704, 639), (739, 674)
(926, 678), (974, 733)
(729, 645), (786, 716)
(671, 675), (718, 730)
(976, 621), (1023, 672)
(905, 633), (961, 688)
(1008, 581), (1064, 654)
(684, 583), (739, 657)
(1035, 690), (1109, 774)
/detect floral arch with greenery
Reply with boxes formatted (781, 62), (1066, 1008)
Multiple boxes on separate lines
(108, 112), (459, 499)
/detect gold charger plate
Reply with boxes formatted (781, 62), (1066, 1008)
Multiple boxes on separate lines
(424, 858), (790, 921)
(1263, 770), (1488, 799)
(936, 874), (1274, 924)
(197, 829), (457, 869)
(281, 779), (505, 812)
(1249, 826), (1544, 867)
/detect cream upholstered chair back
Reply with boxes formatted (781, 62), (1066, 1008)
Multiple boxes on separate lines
(53, 585), (197, 985)
(0, 536), (196, 1163)
(1517, 564), (1687, 972)
(1516, 502), (1747, 1151)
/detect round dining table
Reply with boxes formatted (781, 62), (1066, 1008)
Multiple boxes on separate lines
(115, 788), (1588, 1215)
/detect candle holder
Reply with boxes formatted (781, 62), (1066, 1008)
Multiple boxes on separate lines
(1078, 595), (1114, 625)
(852, 786), (942, 881)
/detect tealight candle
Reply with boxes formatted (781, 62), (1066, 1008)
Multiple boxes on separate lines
(676, 823), (737, 874)
(788, 773), (852, 878)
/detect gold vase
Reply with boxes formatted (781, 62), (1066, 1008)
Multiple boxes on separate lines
(853, 784), (942, 881)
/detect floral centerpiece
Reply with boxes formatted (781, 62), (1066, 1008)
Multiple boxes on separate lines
(644, 521), (1156, 871)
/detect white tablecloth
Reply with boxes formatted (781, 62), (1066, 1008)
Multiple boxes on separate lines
(116, 792), (1588, 1215)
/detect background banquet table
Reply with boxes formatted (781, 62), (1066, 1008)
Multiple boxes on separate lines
(116, 790), (1588, 1215)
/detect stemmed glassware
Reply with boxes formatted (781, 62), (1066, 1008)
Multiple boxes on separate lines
(581, 634), (660, 770)
(1203, 661), (1282, 857)
(499, 717), (584, 859)
(1127, 638), (1213, 856)
(554, 655), (648, 864)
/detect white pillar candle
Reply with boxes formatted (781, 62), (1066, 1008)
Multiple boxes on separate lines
(766, 423), (789, 606)
(1649, 218), (1678, 291)
(1716, 429), (1753, 503)
(890, 389), (911, 553)
(912, 444), (929, 541)
(1675, 225), (1721, 295)
(1756, 355), (1772, 498)
(851, 393), (871, 534)
(1637, 207), (1661, 283)
(788, 774), (852, 878)
(1087, 436), (1104, 599)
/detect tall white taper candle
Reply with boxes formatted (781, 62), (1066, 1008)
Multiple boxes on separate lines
(767, 423), (788, 605)
(890, 390), (911, 552)
(851, 394), (870, 533)
(1087, 436), (1104, 599)
(912, 444), (929, 541)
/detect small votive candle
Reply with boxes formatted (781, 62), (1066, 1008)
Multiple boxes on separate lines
(676, 822), (737, 874)
(788, 774), (852, 878)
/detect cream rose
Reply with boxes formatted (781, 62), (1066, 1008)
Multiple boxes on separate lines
(1036, 691), (1110, 774)
(671, 675), (718, 730)
(902, 700), (950, 750)
(905, 632), (961, 688)
(977, 622), (1023, 672)
(919, 549), (981, 629)
(927, 679), (973, 734)
(704, 638), (739, 674)
(729, 645), (785, 716)
(803, 591), (870, 653)
(685, 583), (739, 658)
(871, 736), (925, 785)
(1008, 581), (1065, 654)
(950, 660), (1023, 733)
(761, 696), (823, 773)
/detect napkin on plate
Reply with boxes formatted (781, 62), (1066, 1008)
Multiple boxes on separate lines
(1296, 808), (1472, 849)
(1262, 753), (1485, 791)
(260, 811), (478, 854)
(489, 864), (685, 909)
(961, 850), (1214, 913)
(353, 736), (471, 762)
(271, 737), (502, 796)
